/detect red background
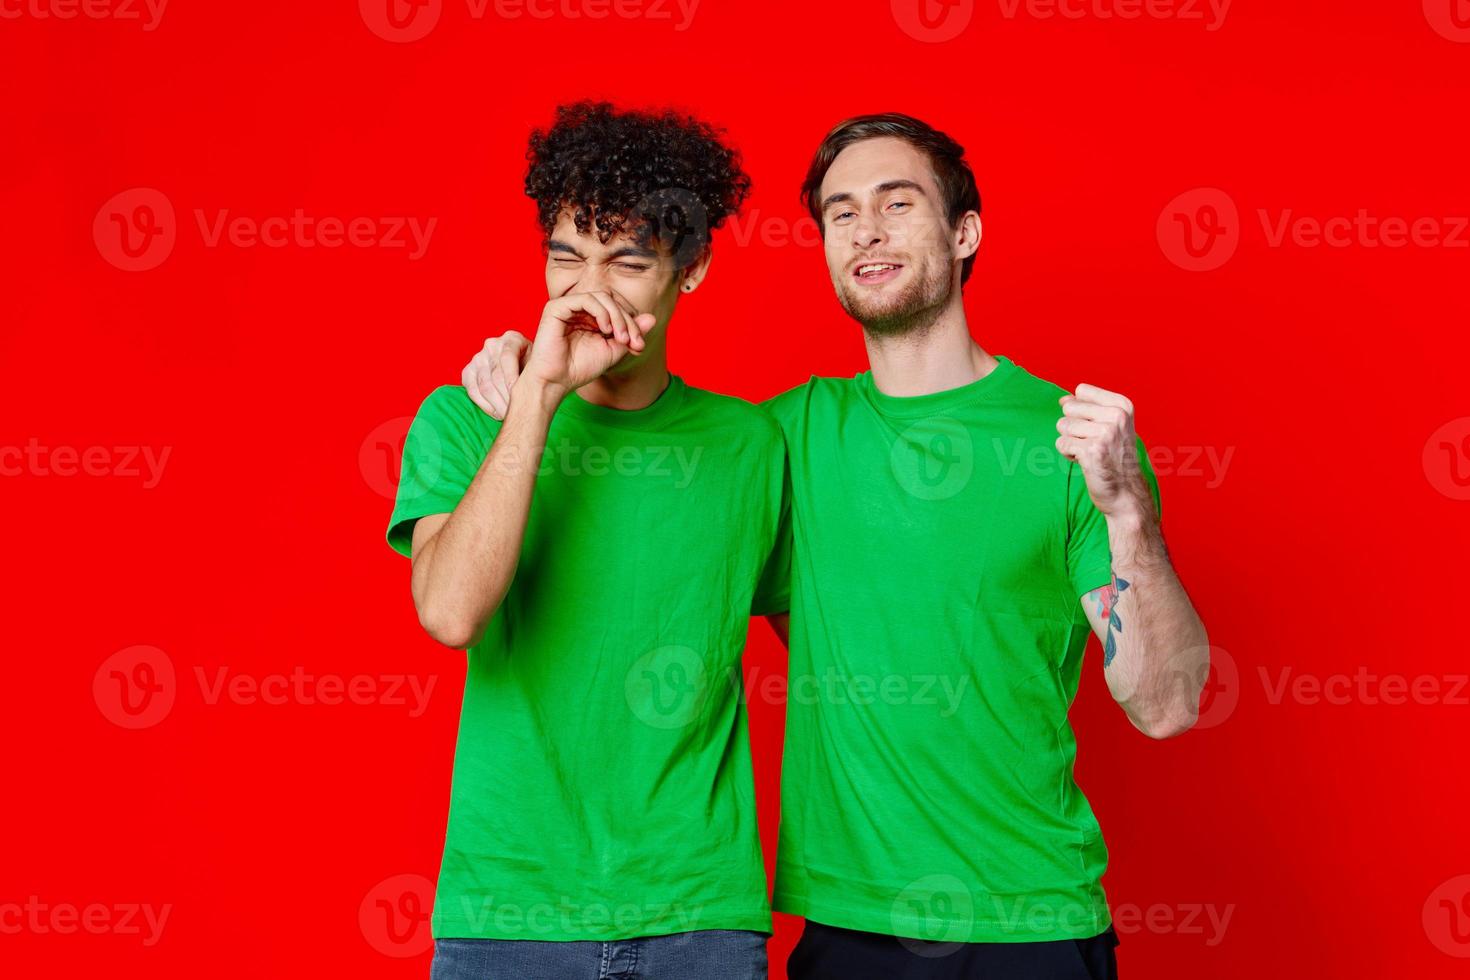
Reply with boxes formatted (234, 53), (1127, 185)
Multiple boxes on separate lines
(4, 0), (1469, 976)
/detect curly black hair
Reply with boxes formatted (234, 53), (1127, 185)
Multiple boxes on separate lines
(524, 101), (751, 268)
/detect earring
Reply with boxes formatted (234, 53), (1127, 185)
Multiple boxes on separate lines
(683, 283), (695, 292)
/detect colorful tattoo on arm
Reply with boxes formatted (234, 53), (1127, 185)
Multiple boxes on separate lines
(1088, 573), (1131, 667)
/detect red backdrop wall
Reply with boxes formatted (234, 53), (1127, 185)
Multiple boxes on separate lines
(4, 1), (1469, 976)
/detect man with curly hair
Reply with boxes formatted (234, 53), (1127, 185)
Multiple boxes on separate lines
(465, 111), (1210, 979)
(387, 102), (784, 979)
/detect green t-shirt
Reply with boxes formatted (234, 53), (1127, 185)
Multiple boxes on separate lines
(386, 377), (790, 942)
(763, 355), (1159, 944)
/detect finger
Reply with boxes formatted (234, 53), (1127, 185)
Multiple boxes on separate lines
(504, 331), (531, 364)
(1056, 417), (1111, 440)
(604, 290), (652, 350)
(1073, 384), (1132, 413)
(556, 294), (612, 336)
(493, 344), (520, 407)
(601, 289), (653, 351)
(463, 360), (496, 416)
(1055, 435), (1084, 461)
(488, 375), (509, 421)
(629, 313), (655, 352)
(1060, 398), (1126, 425)
(487, 359), (511, 417)
(500, 341), (525, 387)
(587, 291), (631, 344)
(605, 288), (640, 318)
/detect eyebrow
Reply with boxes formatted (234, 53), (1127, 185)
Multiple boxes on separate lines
(547, 239), (659, 261)
(821, 179), (929, 213)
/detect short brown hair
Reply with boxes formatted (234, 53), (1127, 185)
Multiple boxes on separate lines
(800, 113), (982, 286)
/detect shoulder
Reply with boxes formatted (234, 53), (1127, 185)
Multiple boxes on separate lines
(415, 383), (479, 417)
(1000, 359), (1071, 404)
(409, 384), (500, 441)
(683, 385), (784, 446)
(759, 375), (859, 431)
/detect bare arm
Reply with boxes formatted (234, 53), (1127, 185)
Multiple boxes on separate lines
(1081, 515), (1208, 739)
(409, 379), (562, 649)
(410, 290), (652, 649)
(462, 320), (791, 654)
(1060, 383), (1208, 739)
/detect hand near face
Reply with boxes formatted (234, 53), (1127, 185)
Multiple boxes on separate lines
(464, 291), (652, 415)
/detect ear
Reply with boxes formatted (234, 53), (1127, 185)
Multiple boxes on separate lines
(679, 247), (714, 293)
(955, 212), (981, 262)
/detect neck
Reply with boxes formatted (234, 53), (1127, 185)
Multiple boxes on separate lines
(863, 290), (998, 397)
(575, 345), (672, 411)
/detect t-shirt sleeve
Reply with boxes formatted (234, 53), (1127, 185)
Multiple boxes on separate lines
(385, 385), (499, 558)
(751, 453), (793, 616)
(1065, 435), (1161, 598)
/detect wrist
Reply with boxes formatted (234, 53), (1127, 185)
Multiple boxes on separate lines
(1104, 501), (1151, 533)
(1106, 503), (1167, 566)
(512, 375), (568, 416)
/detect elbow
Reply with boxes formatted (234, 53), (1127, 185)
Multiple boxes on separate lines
(1136, 703), (1198, 740)
(416, 602), (483, 650)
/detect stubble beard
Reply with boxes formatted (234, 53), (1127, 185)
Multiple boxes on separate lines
(836, 257), (956, 341)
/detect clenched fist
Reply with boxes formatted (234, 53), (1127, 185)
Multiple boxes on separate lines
(1056, 383), (1154, 520)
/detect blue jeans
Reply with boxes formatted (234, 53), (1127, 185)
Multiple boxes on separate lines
(430, 929), (768, 980)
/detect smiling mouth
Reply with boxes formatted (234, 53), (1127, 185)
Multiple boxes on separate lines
(853, 262), (904, 282)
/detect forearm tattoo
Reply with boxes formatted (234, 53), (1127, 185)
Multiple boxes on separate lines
(1088, 573), (1131, 668)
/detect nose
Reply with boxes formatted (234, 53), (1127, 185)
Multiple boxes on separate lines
(851, 212), (887, 251)
(566, 262), (611, 295)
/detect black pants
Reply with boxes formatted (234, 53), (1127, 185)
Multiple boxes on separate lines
(787, 921), (1120, 980)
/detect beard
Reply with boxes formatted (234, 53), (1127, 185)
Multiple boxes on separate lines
(835, 256), (955, 339)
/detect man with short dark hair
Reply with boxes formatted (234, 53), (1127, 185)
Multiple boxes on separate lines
(389, 102), (784, 980)
(465, 111), (1209, 979)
